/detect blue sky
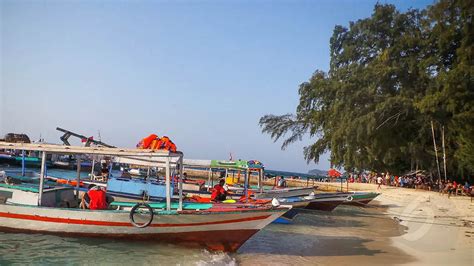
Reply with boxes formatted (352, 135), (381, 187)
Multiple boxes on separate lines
(0, 0), (433, 172)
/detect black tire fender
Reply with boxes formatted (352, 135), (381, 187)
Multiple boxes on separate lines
(129, 203), (154, 228)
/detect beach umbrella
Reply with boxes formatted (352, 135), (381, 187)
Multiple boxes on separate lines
(327, 168), (342, 177)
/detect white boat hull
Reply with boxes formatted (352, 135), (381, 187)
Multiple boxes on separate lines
(0, 203), (286, 251)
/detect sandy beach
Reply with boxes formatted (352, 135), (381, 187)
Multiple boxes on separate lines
(320, 182), (474, 265)
(234, 182), (474, 265)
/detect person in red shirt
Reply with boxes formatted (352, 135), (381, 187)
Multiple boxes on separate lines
(83, 185), (109, 210)
(211, 179), (228, 202)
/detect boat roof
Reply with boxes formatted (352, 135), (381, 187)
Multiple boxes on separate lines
(183, 159), (264, 170)
(0, 142), (183, 168)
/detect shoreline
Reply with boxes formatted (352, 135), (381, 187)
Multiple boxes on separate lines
(237, 183), (473, 265)
(328, 182), (474, 265)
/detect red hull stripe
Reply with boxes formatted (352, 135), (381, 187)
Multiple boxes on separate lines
(0, 211), (271, 227)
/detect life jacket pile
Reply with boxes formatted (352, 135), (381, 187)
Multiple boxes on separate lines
(136, 134), (177, 152)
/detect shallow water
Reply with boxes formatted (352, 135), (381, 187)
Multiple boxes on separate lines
(0, 206), (412, 265)
(0, 166), (413, 265)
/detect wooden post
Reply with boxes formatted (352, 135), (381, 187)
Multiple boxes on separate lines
(38, 152), (47, 206)
(178, 156), (183, 211)
(108, 161), (112, 179)
(207, 168), (212, 191)
(441, 125), (447, 182)
(165, 156), (171, 211)
(21, 150), (26, 176)
(91, 157), (95, 175)
(211, 170), (215, 189)
(257, 170), (262, 190)
(431, 120), (442, 182)
(244, 170), (249, 203)
(76, 156), (82, 197)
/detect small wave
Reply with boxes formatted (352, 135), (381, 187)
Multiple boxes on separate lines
(195, 250), (237, 266)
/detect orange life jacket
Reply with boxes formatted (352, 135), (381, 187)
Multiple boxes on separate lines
(137, 134), (177, 152)
(149, 139), (160, 149)
(160, 136), (177, 152)
(139, 134), (158, 149)
(168, 142), (177, 152)
(88, 188), (108, 210)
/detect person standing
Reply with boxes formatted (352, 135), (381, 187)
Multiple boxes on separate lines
(377, 175), (383, 190)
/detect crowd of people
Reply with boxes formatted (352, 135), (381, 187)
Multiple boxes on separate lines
(346, 171), (473, 197)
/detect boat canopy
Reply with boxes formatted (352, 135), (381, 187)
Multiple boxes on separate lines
(0, 141), (184, 211)
(183, 159), (263, 170)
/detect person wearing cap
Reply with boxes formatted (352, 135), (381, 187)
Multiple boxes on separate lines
(211, 179), (228, 202)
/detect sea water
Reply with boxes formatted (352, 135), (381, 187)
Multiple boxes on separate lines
(0, 166), (410, 265)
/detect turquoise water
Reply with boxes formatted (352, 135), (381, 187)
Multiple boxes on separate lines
(0, 233), (237, 265)
(0, 206), (407, 265)
(0, 166), (406, 265)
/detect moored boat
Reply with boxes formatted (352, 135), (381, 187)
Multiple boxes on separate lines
(302, 193), (351, 211)
(342, 191), (380, 206)
(0, 142), (290, 252)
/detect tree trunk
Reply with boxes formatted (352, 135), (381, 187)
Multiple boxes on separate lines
(431, 120), (442, 182)
(441, 125), (447, 182)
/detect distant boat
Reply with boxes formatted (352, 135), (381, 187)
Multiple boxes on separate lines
(0, 152), (50, 168)
(52, 159), (95, 172)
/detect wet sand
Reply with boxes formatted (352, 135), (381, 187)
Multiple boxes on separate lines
(237, 204), (415, 265)
(322, 182), (473, 265)
(236, 182), (473, 265)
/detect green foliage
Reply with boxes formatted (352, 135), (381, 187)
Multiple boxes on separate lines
(260, 0), (473, 178)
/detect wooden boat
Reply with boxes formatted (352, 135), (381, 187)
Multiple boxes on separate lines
(51, 159), (94, 172)
(342, 192), (380, 206)
(0, 142), (290, 252)
(0, 152), (48, 168)
(303, 193), (350, 211)
(183, 159), (316, 199)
